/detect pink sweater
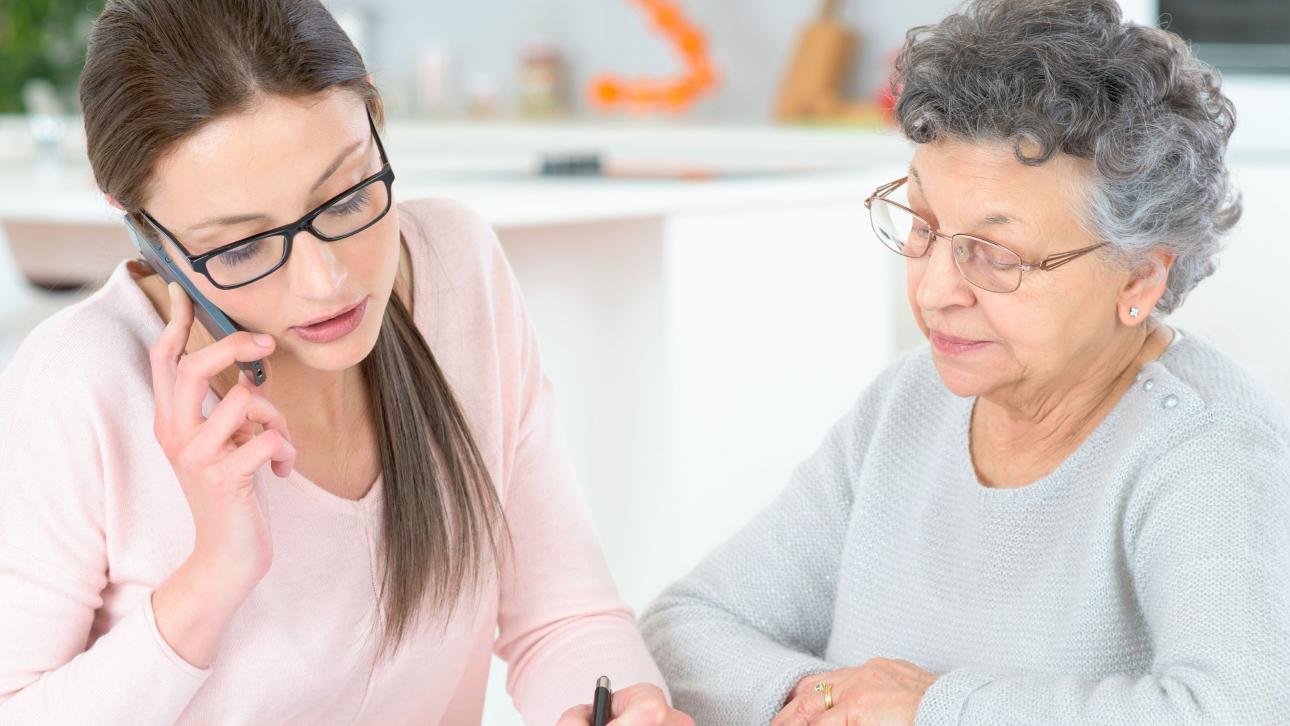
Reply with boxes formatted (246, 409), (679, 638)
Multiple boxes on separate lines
(0, 199), (666, 724)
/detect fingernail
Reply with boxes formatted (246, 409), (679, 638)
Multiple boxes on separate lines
(254, 334), (274, 347)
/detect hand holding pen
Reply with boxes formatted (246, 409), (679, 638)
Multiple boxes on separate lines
(555, 677), (694, 726)
(593, 675), (612, 726)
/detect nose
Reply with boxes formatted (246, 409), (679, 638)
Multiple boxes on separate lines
(914, 233), (976, 312)
(285, 230), (348, 300)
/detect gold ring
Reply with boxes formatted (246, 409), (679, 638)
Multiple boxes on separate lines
(814, 680), (833, 710)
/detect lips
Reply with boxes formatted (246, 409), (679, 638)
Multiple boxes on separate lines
(929, 329), (992, 355)
(296, 298), (365, 328)
(291, 296), (368, 344)
(930, 331), (987, 346)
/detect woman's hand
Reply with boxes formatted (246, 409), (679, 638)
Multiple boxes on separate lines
(771, 658), (939, 726)
(150, 281), (296, 589)
(556, 683), (694, 726)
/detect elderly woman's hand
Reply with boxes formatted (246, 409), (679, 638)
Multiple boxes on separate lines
(770, 658), (939, 726)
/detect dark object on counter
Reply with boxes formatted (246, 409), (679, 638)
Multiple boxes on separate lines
(540, 153), (604, 176)
(1161, 0), (1290, 73)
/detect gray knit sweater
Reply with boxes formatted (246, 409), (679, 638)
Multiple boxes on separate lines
(640, 330), (1290, 725)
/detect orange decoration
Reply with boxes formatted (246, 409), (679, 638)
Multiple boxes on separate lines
(588, 0), (718, 114)
(677, 30), (705, 57)
(652, 6), (681, 30)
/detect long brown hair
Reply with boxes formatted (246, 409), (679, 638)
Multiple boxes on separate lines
(80, 0), (508, 659)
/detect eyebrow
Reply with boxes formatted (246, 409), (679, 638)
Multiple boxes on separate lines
(186, 137), (368, 232)
(907, 164), (1019, 226)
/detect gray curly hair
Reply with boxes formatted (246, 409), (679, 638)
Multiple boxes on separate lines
(892, 0), (1241, 314)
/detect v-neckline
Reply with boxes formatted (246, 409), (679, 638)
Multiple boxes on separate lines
(192, 385), (384, 512)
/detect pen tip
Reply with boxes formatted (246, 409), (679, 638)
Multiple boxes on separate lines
(597, 675), (610, 689)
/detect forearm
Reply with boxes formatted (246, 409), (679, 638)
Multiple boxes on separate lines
(507, 609), (668, 725)
(0, 581), (213, 723)
(641, 591), (835, 726)
(150, 553), (256, 670)
(636, 408), (864, 724)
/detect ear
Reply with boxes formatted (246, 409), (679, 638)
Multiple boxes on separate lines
(364, 72), (374, 86)
(105, 193), (126, 212)
(1118, 248), (1175, 326)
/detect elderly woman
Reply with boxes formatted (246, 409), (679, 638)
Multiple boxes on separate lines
(640, 0), (1290, 724)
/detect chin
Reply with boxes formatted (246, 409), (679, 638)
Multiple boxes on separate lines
(292, 333), (378, 373)
(930, 353), (997, 399)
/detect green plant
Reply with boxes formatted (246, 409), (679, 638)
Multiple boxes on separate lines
(0, 0), (105, 113)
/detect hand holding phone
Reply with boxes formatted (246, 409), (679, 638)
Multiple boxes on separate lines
(125, 214), (268, 386)
(149, 279), (296, 586)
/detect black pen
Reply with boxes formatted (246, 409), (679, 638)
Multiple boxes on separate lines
(592, 675), (612, 726)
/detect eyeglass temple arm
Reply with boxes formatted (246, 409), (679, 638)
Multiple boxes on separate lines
(1039, 242), (1106, 271)
(866, 176), (909, 205)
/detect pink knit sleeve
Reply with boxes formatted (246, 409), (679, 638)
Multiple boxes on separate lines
(0, 311), (211, 722)
(463, 215), (669, 724)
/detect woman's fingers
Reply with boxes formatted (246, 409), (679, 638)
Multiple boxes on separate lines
(770, 674), (831, 726)
(608, 683), (692, 726)
(776, 661), (937, 726)
(219, 427), (296, 480)
(557, 684), (693, 726)
(149, 282), (194, 444)
(555, 704), (593, 726)
(229, 371), (263, 447)
(170, 277), (194, 325)
(147, 277), (292, 484)
(186, 384), (292, 465)
(769, 701), (809, 726)
(804, 708), (850, 726)
(172, 331), (276, 431)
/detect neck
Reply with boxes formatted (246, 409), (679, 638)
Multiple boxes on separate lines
(974, 321), (1171, 465)
(128, 265), (373, 439)
(210, 347), (369, 441)
(262, 354), (369, 438)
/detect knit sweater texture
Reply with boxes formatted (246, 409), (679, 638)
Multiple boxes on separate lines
(641, 331), (1290, 725)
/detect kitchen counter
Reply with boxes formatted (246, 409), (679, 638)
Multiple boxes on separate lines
(0, 117), (910, 226)
(0, 118), (911, 289)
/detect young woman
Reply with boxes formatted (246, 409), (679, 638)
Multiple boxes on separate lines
(0, 1), (691, 724)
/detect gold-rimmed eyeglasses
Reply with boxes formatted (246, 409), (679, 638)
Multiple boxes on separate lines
(864, 176), (1105, 293)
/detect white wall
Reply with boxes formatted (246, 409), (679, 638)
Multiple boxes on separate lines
(330, 0), (1177, 122)
(480, 172), (904, 724)
(1167, 159), (1290, 402)
(327, 0), (962, 121)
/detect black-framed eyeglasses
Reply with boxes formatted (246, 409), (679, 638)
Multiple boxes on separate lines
(864, 176), (1105, 293)
(136, 110), (396, 290)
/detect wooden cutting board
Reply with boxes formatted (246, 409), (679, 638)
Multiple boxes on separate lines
(775, 0), (857, 120)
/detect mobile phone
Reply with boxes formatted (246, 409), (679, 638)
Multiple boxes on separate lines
(124, 214), (268, 386)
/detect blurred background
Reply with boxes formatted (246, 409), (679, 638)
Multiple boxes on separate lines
(1, 0), (1287, 721)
